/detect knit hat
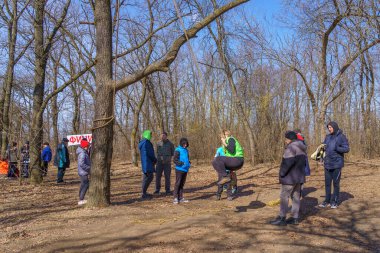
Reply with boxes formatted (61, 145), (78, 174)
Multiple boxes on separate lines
(80, 139), (90, 148)
(62, 137), (69, 142)
(285, 131), (298, 141)
(142, 130), (152, 141)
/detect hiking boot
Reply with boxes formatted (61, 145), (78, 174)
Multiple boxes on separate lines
(179, 198), (189, 203)
(141, 194), (152, 200)
(165, 191), (173, 196)
(216, 194), (221, 201)
(318, 201), (330, 208)
(78, 200), (87, 205)
(270, 216), (287, 226)
(218, 176), (231, 185)
(286, 217), (300, 225)
(153, 190), (160, 195)
(330, 202), (338, 209)
(173, 198), (179, 204)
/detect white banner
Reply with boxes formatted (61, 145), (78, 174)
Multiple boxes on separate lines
(67, 134), (92, 146)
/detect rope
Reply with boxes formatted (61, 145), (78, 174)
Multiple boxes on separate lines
(171, 0), (222, 132)
(91, 0), (120, 131)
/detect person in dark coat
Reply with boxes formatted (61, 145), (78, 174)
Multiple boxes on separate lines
(270, 131), (307, 226)
(154, 132), (175, 195)
(54, 138), (70, 183)
(138, 130), (157, 199)
(319, 121), (350, 209)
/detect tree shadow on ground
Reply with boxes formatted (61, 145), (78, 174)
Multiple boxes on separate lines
(235, 200), (266, 212)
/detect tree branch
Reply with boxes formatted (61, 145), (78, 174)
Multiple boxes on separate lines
(115, 0), (249, 91)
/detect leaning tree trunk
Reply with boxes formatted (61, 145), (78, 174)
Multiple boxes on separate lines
(1, 2), (18, 159)
(131, 84), (147, 167)
(88, 0), (114, 207)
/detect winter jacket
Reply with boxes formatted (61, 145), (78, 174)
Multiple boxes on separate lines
(173, 146), (190, 172)
(279, 140), (307, 185)
(138, 138), (157, 173)
(7, 147), (18, 163)
(215, 146), (225, 157)
(323, 122), (350, 170)
(225, 137), (244, 158)
(76, 147), (91, 176)
(54, 142), (70, 168)
(41, 146), (52, 162)
(156, 140), (174, 164)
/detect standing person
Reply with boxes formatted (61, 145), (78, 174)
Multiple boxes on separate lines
(212, 130), (244, 186)
(41, 142), (52, 177)
(270, 131), (307, 226)
(173, 138), (191, 204)
(294, 129), (310, 198)
(77, 139), (91, 205)
(319, 121), (350, 209)
(20, 141), (30, 178)
(6, 142), (19, 178)
(54, 138), (70, 183)
(154, 132), (175, 195)
(138, 130), (157, 199)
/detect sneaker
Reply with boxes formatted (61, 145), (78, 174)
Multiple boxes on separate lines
(218, 176), (231, 185)
(269, 216), (287, 226)
(179, 198), (189, 203)
(165, 191), (173, 195)
(227, 196), (234, 201)
(286, 217), (300, 225)
(318, 201), (330, 208)
(78, 200), (87, 205)
(173, 198), (179, 204)
(330, 203), (338, 209)
(141, 194), (152, 200)
(153, 190), (160, 195)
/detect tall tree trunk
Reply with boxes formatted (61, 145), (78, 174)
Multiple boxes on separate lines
(131, 84), (147, 167)
(70, 85), (81, 133)
(30, 0), (47, 184)
(88, 0), (113, 207)
(52, 64), (59, 149)
(1, 1), (18, 159)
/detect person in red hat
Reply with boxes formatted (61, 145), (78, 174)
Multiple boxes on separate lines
(77, 139), (91, 205)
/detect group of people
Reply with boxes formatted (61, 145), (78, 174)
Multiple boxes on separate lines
(5, 141), (52, 178)
(270, 121), (350, 226)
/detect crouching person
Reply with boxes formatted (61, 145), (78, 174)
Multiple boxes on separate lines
(270, 131), (306, 226)
(77, 139), (91, 205)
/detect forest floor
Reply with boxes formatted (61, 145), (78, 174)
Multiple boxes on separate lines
(0, 158), (379, 253)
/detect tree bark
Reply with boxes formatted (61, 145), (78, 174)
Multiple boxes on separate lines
(88, 0), (113, 207)
(131, 85), (147, 167)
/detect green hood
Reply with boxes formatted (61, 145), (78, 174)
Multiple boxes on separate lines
(142, 130), (152, 141)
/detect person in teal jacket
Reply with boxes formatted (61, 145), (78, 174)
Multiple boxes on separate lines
(54, 138), (70, 183)
(173, 138), (190, 204)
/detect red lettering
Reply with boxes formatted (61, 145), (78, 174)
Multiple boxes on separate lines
(69, 136), (75, 143)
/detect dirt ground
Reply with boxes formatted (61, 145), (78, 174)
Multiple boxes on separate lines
(0, 159), (379, 253)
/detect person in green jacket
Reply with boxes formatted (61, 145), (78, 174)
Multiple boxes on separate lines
(212, 130), (244, 187)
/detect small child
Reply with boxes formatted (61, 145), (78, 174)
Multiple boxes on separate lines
(215, 146), (238, 200)
(41, 142), (52, 177)
(173, 138), (190, 204)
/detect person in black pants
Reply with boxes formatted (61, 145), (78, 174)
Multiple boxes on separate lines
(173, 138), (191, 204)
(318, 121), (350, 209)
(138, 130), (157, 199)
(154, 132), (175, 195)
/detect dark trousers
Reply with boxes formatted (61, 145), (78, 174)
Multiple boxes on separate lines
(173, 170), (187, 200)
(7, 163), (18, 177)
(57, 167), (66, 182)
(42, 162), (48, 176)
(155, 162), (172, 193)
(324, 168), (342, 204)
(212, 156), (244, 178)
(79, 175), (89, 200)
(142, 172), (154, 195)
(280, 184), (301, 218)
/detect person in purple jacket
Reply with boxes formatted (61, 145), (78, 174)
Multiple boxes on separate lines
(77, 139), (91, 205)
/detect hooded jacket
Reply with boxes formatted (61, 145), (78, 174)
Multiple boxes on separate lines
(279, 140), (307, 185)
(76, 146), (91, 176)
(323, 121), (350, 170)
(138, 130), (157, 173)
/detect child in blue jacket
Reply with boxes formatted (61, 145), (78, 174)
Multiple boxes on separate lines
(173, 138), (190, 204)
(41, 142), (52, 177)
